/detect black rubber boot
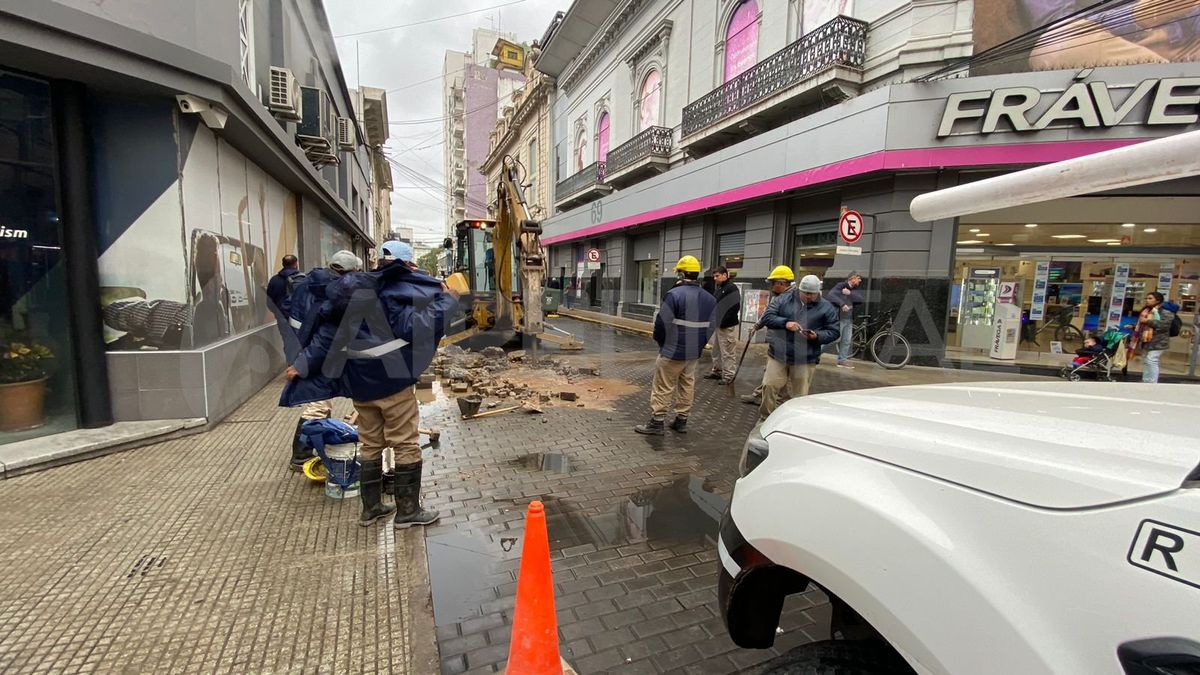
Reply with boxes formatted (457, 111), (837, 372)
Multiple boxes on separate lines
(634, 417), (666, 435)
(669, 416), (688, 433)
(382, 470), (395, 496)
(358, 459), (397, 527)
(393, 462), (440, 529)
(289, 419), (311, 472)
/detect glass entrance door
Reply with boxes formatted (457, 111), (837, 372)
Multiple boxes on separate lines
(0, 71), (78, 442)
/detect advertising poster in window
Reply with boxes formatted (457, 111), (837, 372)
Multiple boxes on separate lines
(1030, 261), (1051, 321)
(973, 1), (1200, 75)
(98, 119), (297, 352)
(1158, 262), (1174, 295)
(803, 0), (853, 35)
(741, 289), (772, 325)
(1106, 263), (1131, 332)
(724, 0), (760, 81)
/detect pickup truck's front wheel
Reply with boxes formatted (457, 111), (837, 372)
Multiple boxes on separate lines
(760, 639), (914, 675)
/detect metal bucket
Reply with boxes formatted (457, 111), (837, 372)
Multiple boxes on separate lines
(457, 395), (482, 418)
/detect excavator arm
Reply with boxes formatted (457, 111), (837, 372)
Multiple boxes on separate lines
(492, 157), (581, 350)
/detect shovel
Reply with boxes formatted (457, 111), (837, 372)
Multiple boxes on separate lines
(725, 327), (757, 396)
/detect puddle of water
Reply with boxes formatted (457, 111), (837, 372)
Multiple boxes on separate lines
(507, 452), (571, 474)
(425, 532), (502, 626)
(541, 475), (728, 551)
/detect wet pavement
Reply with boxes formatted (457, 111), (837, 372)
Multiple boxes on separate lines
(419, 318), (1044, 674)
(0, 317), (1045, 675)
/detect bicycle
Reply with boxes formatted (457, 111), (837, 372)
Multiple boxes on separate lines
(1022, 303), (1084, 348)
(847, 311), (912, 369)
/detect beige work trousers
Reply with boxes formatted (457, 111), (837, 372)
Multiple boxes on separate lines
(710, 326), (739, 378)
(760, 358), (814, 420)
(353, 386), (421, 464)
(649, 356), (698, 420)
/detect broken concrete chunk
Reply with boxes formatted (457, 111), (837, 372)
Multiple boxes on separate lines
(417, 374), (435, 389)
(451, 382), (470, 393)
(481, 346), (506, 361)
(508, 350), (526, 361)
(559, 391), (578, 402)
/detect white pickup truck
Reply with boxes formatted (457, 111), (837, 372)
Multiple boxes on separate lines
(718, 381), (1200, 675)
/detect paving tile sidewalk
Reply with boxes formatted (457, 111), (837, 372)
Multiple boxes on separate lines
(0, 379), (439, 674)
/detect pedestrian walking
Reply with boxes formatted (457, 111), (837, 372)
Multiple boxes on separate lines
(634, 255), (716, 435)
(759, 274), (840, 420)
(705, 266), (741, 385)
(825, 271), (864, 368)
(275, 251), (361, 472)
(1134, 291), (1177, 383)
(282, 254), (460, 527)
(267, 254), (302, 315)
(741, 266), (795, 406)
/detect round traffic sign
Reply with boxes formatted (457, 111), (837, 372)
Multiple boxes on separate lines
(839, 210), (864, 244)
(586, 248), (602, 263)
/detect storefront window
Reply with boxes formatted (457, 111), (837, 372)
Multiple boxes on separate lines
(949, 220), (1200, 376)
(792, 228), (837, 280)
(717, 232), (745, 274)
(638, 259), (659, 305)
(0, 71), (79, 442)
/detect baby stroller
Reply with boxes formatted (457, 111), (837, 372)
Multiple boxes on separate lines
(1060, 329), (1124, 382)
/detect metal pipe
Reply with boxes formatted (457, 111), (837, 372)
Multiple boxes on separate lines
(909, 130), (1200, 222)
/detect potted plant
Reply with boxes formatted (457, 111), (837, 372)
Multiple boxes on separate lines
(0, 339), (54, 431)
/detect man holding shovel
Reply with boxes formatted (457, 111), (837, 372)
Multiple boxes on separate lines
(740, 266), (795, 407)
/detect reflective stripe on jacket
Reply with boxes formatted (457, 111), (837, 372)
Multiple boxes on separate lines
(652, 281), (716, 361)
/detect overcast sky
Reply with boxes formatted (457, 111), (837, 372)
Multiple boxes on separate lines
(323, 0), (567, 250)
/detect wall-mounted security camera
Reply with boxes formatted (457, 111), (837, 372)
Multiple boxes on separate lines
(176, 94), (228, 130)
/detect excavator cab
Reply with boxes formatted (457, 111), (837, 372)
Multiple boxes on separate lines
(440, 159), (581, 350)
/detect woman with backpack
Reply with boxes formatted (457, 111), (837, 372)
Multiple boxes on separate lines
(1134, 291), (1177, 383)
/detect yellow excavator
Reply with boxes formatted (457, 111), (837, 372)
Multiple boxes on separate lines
(442, 157), (582, 351)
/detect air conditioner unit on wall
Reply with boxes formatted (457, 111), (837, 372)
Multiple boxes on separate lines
(268, 67), (302, 121)
(297, 86), (338, 167)
(336, 117), (356, 150)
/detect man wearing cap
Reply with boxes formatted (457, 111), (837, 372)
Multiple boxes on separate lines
(759, 273), (840, 420)
(379, 240), (418, 271)
(283, 251), (460, 528)
(826, 271), (864, 368)
(634, 255), (716, 435)
(278, 250), (361, 472)
(704, 266), (741, 385)
(741, 266), (795, 406)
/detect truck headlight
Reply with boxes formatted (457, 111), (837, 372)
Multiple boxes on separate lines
(739, 426), (770, 477)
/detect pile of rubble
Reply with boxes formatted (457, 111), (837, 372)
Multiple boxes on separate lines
(429, 345), (603, 407)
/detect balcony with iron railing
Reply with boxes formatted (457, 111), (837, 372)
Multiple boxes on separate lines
(554, 161), (610, 210)
(681, 15), (867, 156)
(603, 126), (673, 188)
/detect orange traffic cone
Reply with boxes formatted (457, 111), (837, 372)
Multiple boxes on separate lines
(505, 500), (563, 674)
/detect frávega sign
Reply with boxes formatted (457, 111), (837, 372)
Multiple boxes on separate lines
(937, 76), (1200, 137)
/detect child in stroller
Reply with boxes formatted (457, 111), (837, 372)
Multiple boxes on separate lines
(1060, 329), (1123, 381)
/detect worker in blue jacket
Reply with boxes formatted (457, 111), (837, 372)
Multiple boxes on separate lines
(634, 255), (716, 435)
(282, 258), (460, 528)
(277, 251), (361, 472)
(759, 274), (840, 420)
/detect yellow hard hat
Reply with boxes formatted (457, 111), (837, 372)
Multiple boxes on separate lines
(766, 265), (795, 282)
(674, 255), (701, 274)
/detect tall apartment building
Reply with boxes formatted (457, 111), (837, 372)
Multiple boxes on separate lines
(442, 28), (524, 233)
(537, 0), (1200, 372)
(0, 0), (378, 446)
(353, 86), (393, 249)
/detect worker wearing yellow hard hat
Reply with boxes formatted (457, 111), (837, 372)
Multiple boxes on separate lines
(742, 265), (797, 407)
(634, 255), (717, 435)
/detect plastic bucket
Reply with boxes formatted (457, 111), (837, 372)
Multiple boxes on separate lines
(322, 443), (360, 499)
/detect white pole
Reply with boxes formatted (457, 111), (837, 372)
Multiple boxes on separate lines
(909, 129), (1200, 222)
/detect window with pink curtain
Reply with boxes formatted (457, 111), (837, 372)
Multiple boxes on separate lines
(638, 70), (661, 132)
(597, 113), (610, 162)
(724, 0), (759, 82)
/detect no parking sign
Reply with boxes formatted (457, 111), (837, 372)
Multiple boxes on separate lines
(839, 210), (864, 244)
